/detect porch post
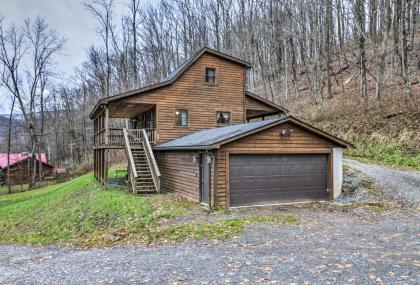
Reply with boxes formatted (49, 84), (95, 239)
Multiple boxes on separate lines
(94, 149), (96, 180)
(104, 107), (109, 145)
(104, 149), (108, 186)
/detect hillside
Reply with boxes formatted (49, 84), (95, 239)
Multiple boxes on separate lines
(283, 62), (420, 169)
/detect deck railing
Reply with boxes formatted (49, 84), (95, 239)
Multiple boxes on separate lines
(95, 128), (156, 146)
(108, 128), (124, 145)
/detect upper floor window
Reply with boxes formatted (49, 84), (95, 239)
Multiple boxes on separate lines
(216, 111), (231, 126)
(175, 109), (188, 127)
(205, 67), (217, 85)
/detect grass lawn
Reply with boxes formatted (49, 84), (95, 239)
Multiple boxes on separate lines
(342, 131), (419, 171)
(345, 145), (420, 171)
(0, 184), (30, 195)
(0, 173), (297, 247)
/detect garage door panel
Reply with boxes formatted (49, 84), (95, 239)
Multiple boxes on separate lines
(230, 179), (326, 191)
(230, 185), (327, 194)
(229, 154), (328, 207)
(231, 190), (328, 206)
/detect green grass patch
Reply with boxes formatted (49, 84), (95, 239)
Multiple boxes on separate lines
(343, 131), (420, 170)
(140, 214), (298, 244)
(0, 184), (31, 195)
(0, 173), (298, 247)
(142, 218), (245, 243)
(339, 201), (389, 212)
(0, 174), (197, 246)
(247, 214), (298, 223)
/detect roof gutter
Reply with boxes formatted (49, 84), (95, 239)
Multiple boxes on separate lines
(154, 145), (217, 151)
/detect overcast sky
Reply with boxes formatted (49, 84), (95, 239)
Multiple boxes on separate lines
(0, 0), (102, 113)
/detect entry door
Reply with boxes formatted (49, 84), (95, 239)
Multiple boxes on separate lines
(201, 154), (210, 205)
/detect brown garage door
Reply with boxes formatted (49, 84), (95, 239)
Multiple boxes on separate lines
(229, 154), (328, 207)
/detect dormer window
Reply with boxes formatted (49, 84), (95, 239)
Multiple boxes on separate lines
(205, 67), (217, 85)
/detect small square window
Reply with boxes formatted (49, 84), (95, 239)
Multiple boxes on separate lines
(175, 109), (188, 127)
(205, 67), (216, 85)
(216, 111), (231, 125)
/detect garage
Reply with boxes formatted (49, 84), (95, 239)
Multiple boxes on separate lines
(229, 154), (329, 207)
(156, 115), (351, 208)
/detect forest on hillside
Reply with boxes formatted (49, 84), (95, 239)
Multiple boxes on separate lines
(0, 0), (419, 179)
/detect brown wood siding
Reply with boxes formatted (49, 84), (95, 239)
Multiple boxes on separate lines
(245, 95), (277, 112)
(156, 151), (200, 202)
(215, 122), (338, 208)
(110, 53), (246, 143)
(2, 160), (54, 185)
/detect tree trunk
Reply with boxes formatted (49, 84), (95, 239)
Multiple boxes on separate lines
(6, 96), (16, 194)
(355, 0), (368, 109)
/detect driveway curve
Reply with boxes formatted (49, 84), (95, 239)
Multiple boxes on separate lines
(344, 159), (420, 203)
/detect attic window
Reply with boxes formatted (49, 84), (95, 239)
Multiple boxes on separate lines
(216, 111), (231, 125)
(205, 67), (217, 85)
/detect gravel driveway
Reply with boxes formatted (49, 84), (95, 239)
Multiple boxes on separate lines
(1, 209), (419, 285)
(1, 160), (419, 285)
(344, 159), (420, 203)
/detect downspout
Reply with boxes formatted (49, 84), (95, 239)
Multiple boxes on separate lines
(204, 148), (216, 209)
(211, 150), (217, 208)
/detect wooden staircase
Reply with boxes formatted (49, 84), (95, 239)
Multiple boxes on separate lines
(123, 128), (161, 194)
(131, 148), (156, 193)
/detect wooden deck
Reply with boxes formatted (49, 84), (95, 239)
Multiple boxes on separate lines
(94, 128), (156, 149)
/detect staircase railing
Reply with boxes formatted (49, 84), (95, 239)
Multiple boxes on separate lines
(127, 129), (143, 144)
(141, 129), (161, 193)
(123, 128), (138, 192)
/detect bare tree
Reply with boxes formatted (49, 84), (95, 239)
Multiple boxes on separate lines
(6, 95), (16, 193)
(85, 0), (114, 97)
(0, 17), (64, 188)
(354, 0), (368, 108)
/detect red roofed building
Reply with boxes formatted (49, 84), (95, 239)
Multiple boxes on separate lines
(0, 153), (54, 185)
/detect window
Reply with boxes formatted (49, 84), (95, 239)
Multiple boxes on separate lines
(216, 111), (231, 125)
(175, 109), (188, 127)
(205, 67), (217, 84)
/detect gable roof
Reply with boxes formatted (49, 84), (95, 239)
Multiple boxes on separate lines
(0, 153), (52, 169)
(245, 91), (289, 114)
(155, 115), (353, 150)
(90, 47), (251, 119)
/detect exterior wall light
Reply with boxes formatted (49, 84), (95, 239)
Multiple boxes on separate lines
(281, 128), (294, 137)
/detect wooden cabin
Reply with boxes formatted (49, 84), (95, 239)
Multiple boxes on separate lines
(90, 47), (351, 208)
(0, 153), (54, 185)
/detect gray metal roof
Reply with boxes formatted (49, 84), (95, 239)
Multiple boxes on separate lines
(155, 117), (285, 150)
(162, 60), (190, 81)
